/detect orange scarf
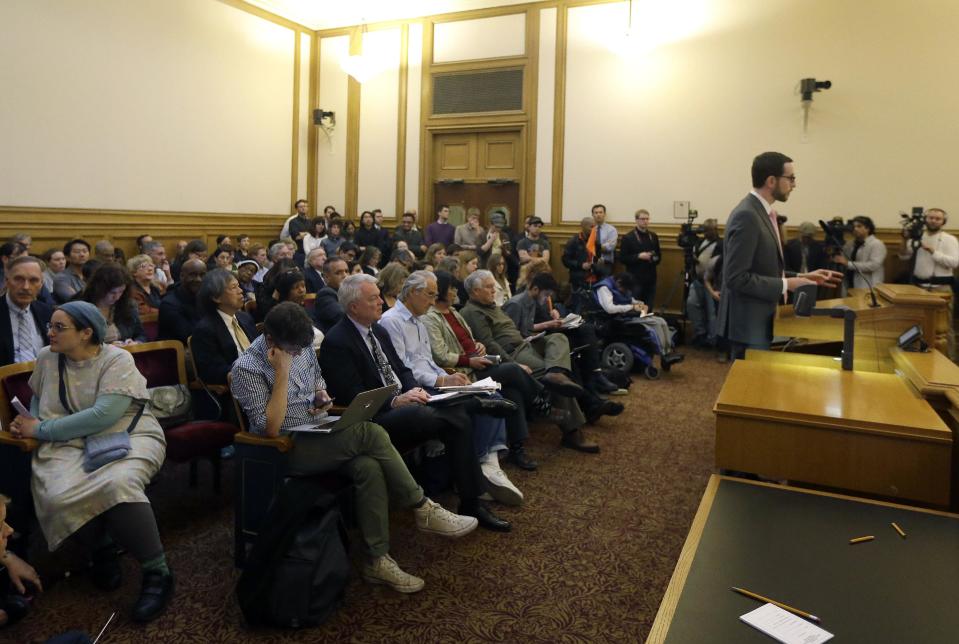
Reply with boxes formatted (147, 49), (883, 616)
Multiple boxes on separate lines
(584, 227), (598, 284)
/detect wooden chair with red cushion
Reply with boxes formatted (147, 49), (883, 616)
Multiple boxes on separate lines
(0, 361), (39, 547)
(140, 311), (159, 342)
(123, 341), (239, 493)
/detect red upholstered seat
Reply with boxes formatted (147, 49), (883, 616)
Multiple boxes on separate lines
(164, 420), (239, 462)
(127, 345), (182, 388)
(1, 370), (33, 417)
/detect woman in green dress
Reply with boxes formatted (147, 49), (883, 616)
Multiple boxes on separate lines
(7, 301), (173, 623)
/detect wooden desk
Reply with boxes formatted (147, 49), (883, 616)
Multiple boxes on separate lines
(647, 475), (959, 644)
(890, 347), (959, 402)
(714, 360), (952, 506)
(774, 284), (950, 365)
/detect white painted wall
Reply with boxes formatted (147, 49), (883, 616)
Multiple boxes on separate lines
(358, 28), (402, 214)
(0, 0), (296, 214)
(561, 0), (959, 226)
(316, 35), (350, 214)
(433, 13), (526, 63)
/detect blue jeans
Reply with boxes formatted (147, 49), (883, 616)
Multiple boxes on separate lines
(686, 280), (717, 344)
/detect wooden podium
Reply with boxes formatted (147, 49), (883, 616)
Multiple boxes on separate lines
(714, 360), (953, 506)
(773, 283), (950, 369)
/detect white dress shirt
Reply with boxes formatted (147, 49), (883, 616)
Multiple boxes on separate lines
(899, 230), (959, 280)
(217, 309), (246, 354)
(349, 316), (401, 387)
(379, 300), (446, 387)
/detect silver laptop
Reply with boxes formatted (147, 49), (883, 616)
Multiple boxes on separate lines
(296, 385), (396, 433)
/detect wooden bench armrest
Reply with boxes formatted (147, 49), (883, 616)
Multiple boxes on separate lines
(234, 432), (293, 453)
(0, 431), (39, 453)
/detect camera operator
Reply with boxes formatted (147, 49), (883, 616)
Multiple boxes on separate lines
(833, 216), (885, 289)
(899, 207), (958, 356)
(685, 219), (722, 347)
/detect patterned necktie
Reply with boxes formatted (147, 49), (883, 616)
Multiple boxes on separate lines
(231, 317), (250, 351)
(368, 329), (398, 389)
(15, 308), (37, 363)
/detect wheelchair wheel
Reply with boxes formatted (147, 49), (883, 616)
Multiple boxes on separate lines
(644, 365), (660, 380)
(601, 342), (634, 374)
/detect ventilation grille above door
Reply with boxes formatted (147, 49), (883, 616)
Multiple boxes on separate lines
(433, 68), (523, 115)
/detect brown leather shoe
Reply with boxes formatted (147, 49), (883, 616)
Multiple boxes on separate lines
(540, 371), (585, 397)
(560, 428), (600, 453)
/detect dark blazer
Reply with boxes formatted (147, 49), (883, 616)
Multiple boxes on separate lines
(319, 317), (417, 413)
(191, 311), (258, 385)
(717, 194), (795, 346)
(0, 297), (52, 367)
(312, 286), (344, 334)
(158, 284), (200, 345)
(562, 232), (600, 288)
(304, 267), (326, 294)
(783, 238), (827, 275)
(619, 228), (662, 284)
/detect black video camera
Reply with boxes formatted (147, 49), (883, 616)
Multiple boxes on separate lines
(820, 217), (851, 253)
(677, 209), (703, 249)
(900, 207), (925, 248)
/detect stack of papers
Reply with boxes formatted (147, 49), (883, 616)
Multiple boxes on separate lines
(561, 313), (584, 329)
(436, 376), (501, 393)
(740, 604), (833, 644)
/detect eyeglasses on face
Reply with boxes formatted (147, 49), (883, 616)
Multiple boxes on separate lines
(46, 322), (76, 333)
(779, 175), (797, 183)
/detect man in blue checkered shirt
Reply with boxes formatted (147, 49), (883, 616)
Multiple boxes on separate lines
(231, 302), (477, 593)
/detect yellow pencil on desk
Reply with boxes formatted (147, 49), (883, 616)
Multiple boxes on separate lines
(849, 535), (874, 544)
(891, 522), (906, 538)
(730, 587), (821, 623)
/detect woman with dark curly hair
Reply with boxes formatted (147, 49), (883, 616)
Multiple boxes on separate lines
(79, 264), (145, 345)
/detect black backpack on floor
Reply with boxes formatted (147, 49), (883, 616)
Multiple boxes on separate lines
(236, 478), (351, 628)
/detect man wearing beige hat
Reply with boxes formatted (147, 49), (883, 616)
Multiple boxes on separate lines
(784, 221), (827, 275)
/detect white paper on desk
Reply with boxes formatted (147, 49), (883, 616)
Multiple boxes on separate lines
(436, 376), (500, 393)
(740, 603), (833, 644)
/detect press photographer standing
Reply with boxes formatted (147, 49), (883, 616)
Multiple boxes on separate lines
(898, 207), (958, 356)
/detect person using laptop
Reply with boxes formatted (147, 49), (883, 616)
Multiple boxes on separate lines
(230, 302), (478, 594)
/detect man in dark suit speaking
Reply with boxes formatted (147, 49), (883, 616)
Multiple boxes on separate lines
(717, 152), (841, 358)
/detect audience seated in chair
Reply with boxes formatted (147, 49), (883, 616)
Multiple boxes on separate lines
(421, 270), (552, 472)
(0, 494), (43, 628)
(319, 274), (515, 532)
(272, 269), (323, 351)
(312, 258), (349, 334)
(1, 257), (52, 368)
(230, 302), (478, 593)
(158, 259), (206, 345)
(303, 248), (327, 294)
(379, 271), (525, 504)
(191, 269), (258, 419)
(7, 302), (173, 622)
(79, 264), (146, 345)
(52, 239), (90, 304)
(460, 270), (601, 453)
(127, 254), (163, 316)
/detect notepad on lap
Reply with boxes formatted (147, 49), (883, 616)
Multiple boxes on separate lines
(740, 604), (833, 643)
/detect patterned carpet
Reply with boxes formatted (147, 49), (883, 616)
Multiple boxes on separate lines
(7, 349), (729, 643)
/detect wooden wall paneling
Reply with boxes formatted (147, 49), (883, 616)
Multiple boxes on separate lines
(0, 207), (286, 260)
(290, 30), (302, 208)
(344, 28), (362, 219)
(550, 3), (568, 225)
(395, 24), (410, 220)
(307, 31), (320, 210)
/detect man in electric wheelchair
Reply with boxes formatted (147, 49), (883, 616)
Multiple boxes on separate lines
(586, 272), (684, 380)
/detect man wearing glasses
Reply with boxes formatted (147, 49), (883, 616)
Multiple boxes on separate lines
(717, 152), (841, 358)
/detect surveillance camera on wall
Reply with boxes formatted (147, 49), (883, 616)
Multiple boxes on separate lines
(313, 109), (335, 127)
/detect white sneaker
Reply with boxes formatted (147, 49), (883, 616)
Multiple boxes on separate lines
(362, 554), (424, 593)
(413, 498), (479, 537)
(480, 461), (524, 506)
